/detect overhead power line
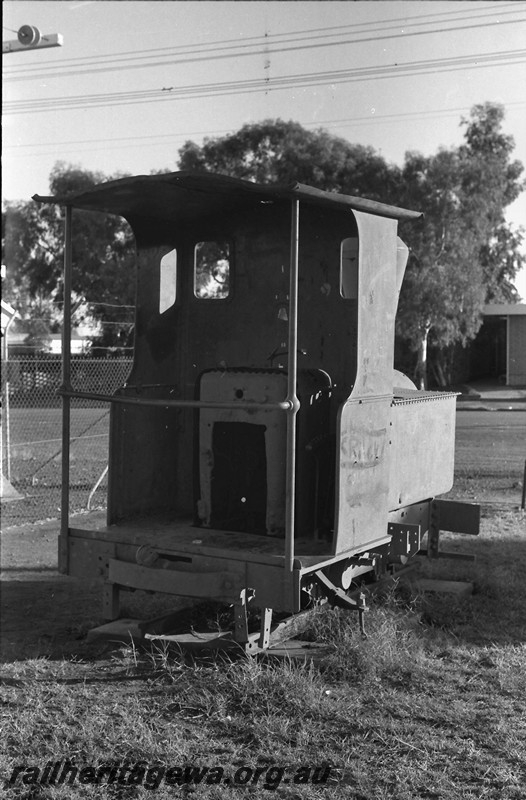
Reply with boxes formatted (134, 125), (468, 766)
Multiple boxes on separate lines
(4, 12), (526, 83)
(4, 49), (525, 116)
(3, 4), (525, 81)
(5, 102), (526, 158)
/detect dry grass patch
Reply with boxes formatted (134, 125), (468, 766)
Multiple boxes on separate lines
(2, 509), (526, 799)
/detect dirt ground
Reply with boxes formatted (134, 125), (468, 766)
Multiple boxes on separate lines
(1, 518), (101, 662)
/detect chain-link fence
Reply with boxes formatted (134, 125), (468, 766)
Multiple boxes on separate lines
(1, 358), (133, 528)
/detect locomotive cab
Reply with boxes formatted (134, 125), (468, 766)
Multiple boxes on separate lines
(34, 172), (478, 649)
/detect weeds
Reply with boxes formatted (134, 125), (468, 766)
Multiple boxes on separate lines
(494, 645), (526, 695)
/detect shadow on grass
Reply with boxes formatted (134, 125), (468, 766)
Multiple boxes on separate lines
(0, 577), (192, 665)
(0, 577), (105, 664)
(417, 530), (526, 645)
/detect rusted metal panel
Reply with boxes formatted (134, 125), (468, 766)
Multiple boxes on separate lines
(108, 558), (245, 602)
(197, 370), (288, 535)
(58, 533), (69, 574)
(108, 398), (182, 522)
(388, 392), (457, 509)
(433, 498), (481, 534)
(387, 522), (421, 561)
(69, 518), (290, 565)
(103, 554), (296, 614)
(247, 562), (298, 612)
(105, 204), (361, 524)
(197, 368), (331, 538)
(33, 171), (422, 223)
(334, 211), (399, 553)
(388, 501), (430, 532)
(67, 537), (116, 580)
(102, 583), (120, 620)
(335, 395), (393, 554)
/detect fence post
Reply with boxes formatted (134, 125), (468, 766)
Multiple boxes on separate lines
(60, 206), (73, 570)
(0, 381), (3, 493)
(5, 380), (11, 481)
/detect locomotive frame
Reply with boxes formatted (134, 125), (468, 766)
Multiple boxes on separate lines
(34, 172), (480, 651)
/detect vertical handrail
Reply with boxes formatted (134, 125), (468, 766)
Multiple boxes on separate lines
(60, 206), (73, 555)
(285, 199), (300, 572)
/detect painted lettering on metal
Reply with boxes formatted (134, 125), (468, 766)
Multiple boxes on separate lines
(341, 428), (386, 468)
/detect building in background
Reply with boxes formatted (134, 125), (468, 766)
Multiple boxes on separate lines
(472, 304), (526, 386)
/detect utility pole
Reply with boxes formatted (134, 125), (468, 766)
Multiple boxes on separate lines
(3, 25), (63, 54)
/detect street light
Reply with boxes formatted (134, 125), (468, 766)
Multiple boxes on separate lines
(3, 25), (63, 53)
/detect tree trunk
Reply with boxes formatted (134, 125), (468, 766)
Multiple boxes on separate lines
(415, 326), (430, 390)
(430, 357), (447, 388)
(435, 360), (448, 388)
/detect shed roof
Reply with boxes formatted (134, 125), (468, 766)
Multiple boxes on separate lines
(484, 304), (526, 317)
(33, 171), (422, 224)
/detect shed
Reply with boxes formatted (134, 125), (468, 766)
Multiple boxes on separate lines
(483, 304), (526, 386)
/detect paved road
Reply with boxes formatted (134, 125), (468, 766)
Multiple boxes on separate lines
(455, 409), (526, 465)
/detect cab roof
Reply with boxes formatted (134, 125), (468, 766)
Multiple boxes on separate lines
(33, 170), (422, 224)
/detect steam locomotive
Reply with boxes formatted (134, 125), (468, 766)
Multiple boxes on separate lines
(34, 172), (479, 651)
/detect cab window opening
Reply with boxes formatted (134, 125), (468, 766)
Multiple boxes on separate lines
(340, 237), (359, 300)
(194, 241), (231, 299)
(159, 248), (177, 313)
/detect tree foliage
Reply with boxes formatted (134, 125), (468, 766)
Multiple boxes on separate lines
(3, 109), (524, 376)
(459, 103), (525, 302)
(2, 163), (136, 353)
(179, 118), (400, 201)
(396, 103), (524, 386)
(179, 111), (524, 386)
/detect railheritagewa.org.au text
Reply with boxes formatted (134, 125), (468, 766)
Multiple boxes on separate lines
(5, 760), (338, 791)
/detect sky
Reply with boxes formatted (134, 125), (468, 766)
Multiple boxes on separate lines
(3, 0), (526, 297)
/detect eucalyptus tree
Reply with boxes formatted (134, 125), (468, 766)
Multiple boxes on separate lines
(396, 103), (524, 386)
(2, 163), (136, 352)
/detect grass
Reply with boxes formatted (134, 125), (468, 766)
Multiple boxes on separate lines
(2, 409), (526, 797)
(451, 412), (525, 505)
(2, 406), (109, 527)
(2, 508), (526, 799)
